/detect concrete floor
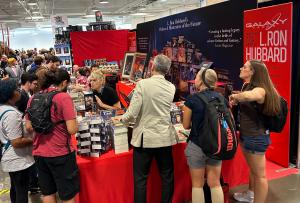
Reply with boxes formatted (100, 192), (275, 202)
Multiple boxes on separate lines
(1, 169), (300, 203)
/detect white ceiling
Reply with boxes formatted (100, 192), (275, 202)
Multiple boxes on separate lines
(0, 0), (271, 30)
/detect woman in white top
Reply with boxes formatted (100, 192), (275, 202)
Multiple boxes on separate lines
(0, 79), (34, 203)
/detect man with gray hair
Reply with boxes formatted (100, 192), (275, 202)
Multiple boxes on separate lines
(120, 54), (177, 203)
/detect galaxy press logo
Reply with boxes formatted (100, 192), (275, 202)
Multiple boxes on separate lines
(246, 13), (288, 30)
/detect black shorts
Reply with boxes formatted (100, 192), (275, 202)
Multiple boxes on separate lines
(34, 152), (80, 201)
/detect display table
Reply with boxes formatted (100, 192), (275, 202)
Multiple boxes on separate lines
(75, 143), (192, 203)
(74, 136), (249, 203)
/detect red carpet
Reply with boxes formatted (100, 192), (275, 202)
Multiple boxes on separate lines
(266, 160), (298, 180)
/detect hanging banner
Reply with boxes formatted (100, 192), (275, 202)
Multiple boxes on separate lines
(244, 3), (293, 167)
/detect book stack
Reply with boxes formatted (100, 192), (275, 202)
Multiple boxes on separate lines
(76, 115), (114, 157)
(113, 122), (129, 154)
(77, 121), (91, 156)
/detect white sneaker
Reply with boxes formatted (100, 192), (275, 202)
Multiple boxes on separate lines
(233, 190), (254, 203)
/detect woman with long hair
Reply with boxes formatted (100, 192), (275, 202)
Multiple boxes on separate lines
(229, 60), (280, 203)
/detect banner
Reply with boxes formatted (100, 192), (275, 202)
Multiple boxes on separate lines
(70, 30), (129, 66)
(244, 3), (293, 167)
(137, 1), (257, 95)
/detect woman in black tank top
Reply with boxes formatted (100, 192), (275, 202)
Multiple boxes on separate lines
(229, 60), (280, 203)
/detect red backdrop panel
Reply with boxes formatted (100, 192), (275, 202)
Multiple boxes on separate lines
(244, 3), (293, 167)
(70, 30), (129, 66)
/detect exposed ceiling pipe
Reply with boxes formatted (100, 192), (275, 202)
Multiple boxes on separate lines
(16, 0), (33, 19)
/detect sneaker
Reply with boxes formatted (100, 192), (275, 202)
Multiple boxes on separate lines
(233, 190), (254, 203)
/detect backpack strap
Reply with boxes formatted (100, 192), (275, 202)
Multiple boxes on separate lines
(0, 109), (15, 155)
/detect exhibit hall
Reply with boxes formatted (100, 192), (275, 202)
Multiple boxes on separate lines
(0, 1), (300, 203)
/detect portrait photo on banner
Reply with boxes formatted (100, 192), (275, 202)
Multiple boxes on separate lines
(130, 53), (147, 82)
(122, 52), (135, 79)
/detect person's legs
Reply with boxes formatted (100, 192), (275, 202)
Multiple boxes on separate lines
(243, 152), (268, 203)
(8, 172), (17, 203)
(189, 168), (205, 203)
(133, 147), (153, 203)
(155, 146), (174, 203)
(42, 194), (57, 203)
(49, 152), (80, 202)
(9, 167), (30, 203)
(206, 165), (223, 203)
(61, 198), (76, 203)
(185, 141), (208, 203)
(29, 163), (40, 194)
(34, 156), (58, 203)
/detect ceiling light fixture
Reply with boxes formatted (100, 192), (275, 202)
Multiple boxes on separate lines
(25, 16), (44, 20)
(27, 0), (38, 6)
(130, 13), (147, 16)
(32, 11), (39, 14)
(99, 1), (109, 4)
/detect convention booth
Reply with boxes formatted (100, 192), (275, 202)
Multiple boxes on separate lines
(68, 1), (299, 203)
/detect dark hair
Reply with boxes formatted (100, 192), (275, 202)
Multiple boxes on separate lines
(78, 68), (86, 76)
(21, 73), (38, 85)
(0, 79), (18, 104)
(91, 64), (98, 68)
(46, 55), (60, 64)
(34, 56), (44, 66)
(249, 60), (280, 115)
(43, 69), (70, 89)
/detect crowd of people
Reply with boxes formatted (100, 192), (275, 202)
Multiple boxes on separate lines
(0, 47), (281, 203)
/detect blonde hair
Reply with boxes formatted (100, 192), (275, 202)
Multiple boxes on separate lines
(198, 68), (218, 89)
(7, 58), (16, 66)
(90, 69), (105, 80)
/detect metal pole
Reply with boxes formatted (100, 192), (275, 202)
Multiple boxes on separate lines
(297, 105), (300, 168)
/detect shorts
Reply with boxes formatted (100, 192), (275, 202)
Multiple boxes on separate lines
(240, 134), (271, 155)
(34, 152), (80, 201)
(185, 141), (221, 169)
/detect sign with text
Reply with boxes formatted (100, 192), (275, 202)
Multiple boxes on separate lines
(244, 3), (293, 167)
(137, 1), (257, 91)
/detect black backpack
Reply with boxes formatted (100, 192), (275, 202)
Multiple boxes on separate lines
(27, 91), (63, 134)
(196, 93), (238, 160)
(260, 97), (288, 133)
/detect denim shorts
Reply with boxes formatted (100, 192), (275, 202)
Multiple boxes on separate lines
(240, 134), (271, 155)
(185, 141), (221, 169)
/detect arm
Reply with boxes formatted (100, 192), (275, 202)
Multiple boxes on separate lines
(229, 87), (265, 104)
(11, 137), (33, 148)
(182, 105), (192, 129)
(95, 96), (121, 110)
(66, 119), (78, 135)
(121, 82), (143, 125)
(4, 111), (32, 148)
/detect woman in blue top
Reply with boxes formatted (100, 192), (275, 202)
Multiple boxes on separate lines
(183, 68), (224, 203)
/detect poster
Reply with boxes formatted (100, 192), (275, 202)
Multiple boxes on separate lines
(137, 0), (257, 96)
(130, 53), (147, 82)
(244, 3), (293, 167)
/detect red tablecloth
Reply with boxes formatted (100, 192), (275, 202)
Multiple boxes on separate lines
(74, 137), (249, 203)
(76, 143), (192, 203)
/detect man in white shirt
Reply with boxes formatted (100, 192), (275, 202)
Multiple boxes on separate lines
(121, 54), (177, 203)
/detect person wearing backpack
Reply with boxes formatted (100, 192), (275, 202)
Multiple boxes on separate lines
(229, 60), (281, 203)
(0, 79), (35, 203)
(182, 68), (227, 203)
(25, 69), (79, 203)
